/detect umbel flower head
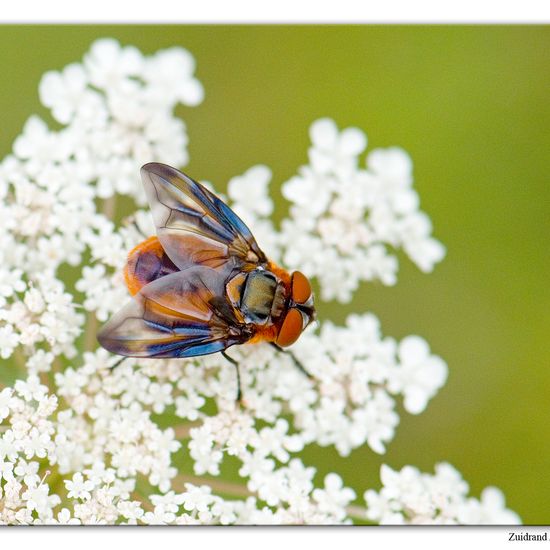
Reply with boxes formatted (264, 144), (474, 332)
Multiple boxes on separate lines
(0, 38), (519, 525)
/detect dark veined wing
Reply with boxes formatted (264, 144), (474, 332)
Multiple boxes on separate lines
(97, 266), (252, 359)
(141, 162), (267, 276)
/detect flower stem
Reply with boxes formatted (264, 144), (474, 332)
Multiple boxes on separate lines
(13, 348), (27, 374)
(346, 504), (368, 522)
(101, 194), (117, 221)
(132, 492), (154, 512)
(172, 473), (251, 498)
(83, 313), (98, 352)
(173, 421), (201, 440)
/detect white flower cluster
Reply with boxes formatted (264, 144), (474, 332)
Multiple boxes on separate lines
(289, 315), (448, 455)
(0, 366), (354, 524)
(275, 118), (445, 302)
(0, 276), (83, 368)
(180, 314), (445, 461)
(0, 38), (201, 365)
(0, 379), (130, 525)
(365, 464), (521, 524)
(0, 38), (520, 525)
(39, 38), (202, 202)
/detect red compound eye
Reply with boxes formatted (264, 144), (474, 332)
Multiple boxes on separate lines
(291, 271), (312, 304)
(276, 308), (303, 347)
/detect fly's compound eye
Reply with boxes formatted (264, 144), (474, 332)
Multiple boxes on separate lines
(291, 271), (312, 305)
(276, 307), (305, 347)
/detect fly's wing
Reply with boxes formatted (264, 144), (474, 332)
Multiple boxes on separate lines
(141, 163), (267, 276)
(97, 267), (251, 359)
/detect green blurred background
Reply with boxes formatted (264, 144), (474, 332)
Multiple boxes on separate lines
(0, 25), (548, 523)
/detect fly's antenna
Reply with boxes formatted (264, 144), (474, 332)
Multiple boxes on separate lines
(270, 343), (313, 380)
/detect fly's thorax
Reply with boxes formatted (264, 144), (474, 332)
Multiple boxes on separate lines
(225, 267), (289, 326)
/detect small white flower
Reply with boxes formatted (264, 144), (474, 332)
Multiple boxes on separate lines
(252, 419), (293, 463)
(13, 116), (73, 165)
(84, 38), (143, 91)
(174, 392), (205, 421)
(0, 430), (18, 461)
(22, 427), (52, 460)
(0, 267), (27, 297)
(0, 458), (15, 481)
(14, 459), (40, 487)
(180, 484), (214, 513)
(143, 47), (204, 106)
(39, 63), (89, 124)
(455, 485), (520, 525)
(313, 473), (356, 521)
(23, 287), (45, 313)
(367, 147), (413, 185)
(388, 336), (448, 414)
(309, 118), (367, 175)
(0, 324), (19, 359)
(117, 500), (145, 522)
(22, 482), (50, 513)
(227, 165), (273, 220)
(0, 388), (14, 420)
(14, 375), (48, 402)
(282, 169), (332, 217)
(26, 349), (55, 373)
(144, 382), (173, 414)
(65, 472), (95, 500)
(55, 508), (82, 525)
(188, 426), (223, 476)
(55, 368), (88, 397)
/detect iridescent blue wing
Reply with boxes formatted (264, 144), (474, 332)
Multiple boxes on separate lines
(97, 266), (251, 359)
(141, 163), (267, 276)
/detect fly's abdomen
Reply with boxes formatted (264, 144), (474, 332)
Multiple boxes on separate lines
(124, 236), (179, 296)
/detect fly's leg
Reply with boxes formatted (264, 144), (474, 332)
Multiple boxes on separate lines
(111, 356), (127, 369)
(131, 220), (146, 239)
(222, 350), (243, 403)
(269, 343), (313, 380)
(124, 215), (148, 239)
